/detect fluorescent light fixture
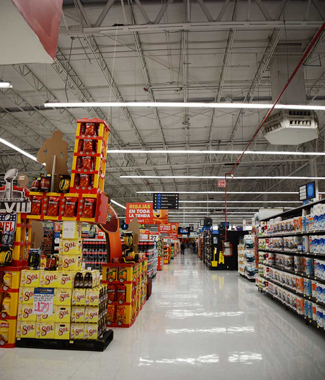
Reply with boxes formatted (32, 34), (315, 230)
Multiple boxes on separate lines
(137, 191), (298, 194)
(0, 138), (37, 161)
(179, 200), (301, 204)
(0, 82), (12, 88)
(109, 149), (325, 157)
(44, 101), (325, 111)
(111, 199), (126, 209)
(178, 207), (291, 210)
(169, 212), (255, 215)
(122, 175), (325, 180)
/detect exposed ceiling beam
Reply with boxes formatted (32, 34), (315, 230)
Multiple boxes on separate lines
(94, 0), (116, 27)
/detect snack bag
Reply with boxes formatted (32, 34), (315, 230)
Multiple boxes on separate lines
(82, 156), (93, 171)
(107, 267), (117, 282)
(81, 198), (96, 218)
(118, 268), (127, 283)
(2, 272), (12, 290)
(83, 139), (94, 153)
(116, 306), (126, 326)
(116, 284), (126, 304)
(84, 123), (97, 136)
(55, 322), (70, 340)
(80, 174), (90, 188)
(107, 305), (115, 325)
(31, 196), (42, 215)
(63, 197), (78, 217)
(46, 196), (60, 217)
(107, 285), (116, 304)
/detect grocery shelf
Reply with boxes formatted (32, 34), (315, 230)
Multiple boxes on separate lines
(258, 248), (325, 258)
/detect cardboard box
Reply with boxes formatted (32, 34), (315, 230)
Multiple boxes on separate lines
(59, 239), (82, 255)
(18, 303), (36, 322)
(40, 271), (58, 288)
(55, 306), (71, 323)
(55, 322), (70, 340)
(21, 270), (39, 287)
(54, 288), (72, 306)
(19, 287), (35, 304)
(17, 321), (36, 339)
(85, 323), (98, 340)
(36, 322), (55, 339)
(57, 271), (76, 289)
(86, 288), (100, 306)
(59, 255), (82, 271)
(71, 306), (85, 323)
(72, 289), (85, 306)
(36, 309), (56, 323)
(85, 306), (99, 323)
(70, 323), (84, 340)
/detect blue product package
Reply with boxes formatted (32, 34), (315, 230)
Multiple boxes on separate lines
(323, 287), (325, 303)
(308, 302), (313, 319)
(317, 309), (324, 328)
(317, 285), (322, 301)
(307, 280), (312, 297)
(304, 300), (309, 317)
(306, 258), (313, 276)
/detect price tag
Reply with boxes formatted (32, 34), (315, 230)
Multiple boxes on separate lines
(62, 220), (76, 239)
(33, 288), (54, 315)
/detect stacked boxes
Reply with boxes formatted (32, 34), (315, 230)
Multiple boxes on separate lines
(103, 258), (147, 328)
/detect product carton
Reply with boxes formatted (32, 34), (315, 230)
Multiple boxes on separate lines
(17, 321), (36, 339)
(20, 270), (40, 287)
(62, 221), (82, 240)
(57, 271), (76, 289)
(19, 287), (34, 304)
(85, 306), (99, 323)
(40, 271), (58, 288)
(36, 322), (55, 339)
(84, 323), (99, 340)
(55, 306), (71, 323)
(59, 239), (82, 255)
(59, 255), (82, 271)
(18, 303), (36, 322)
(54, 288), (72, 306)
(55, 323), (70, 340)
(72, 289), (86, 306)
(71, 306), (85, 323)
(70, 323), (84, 340)
(36, 309), (56, 323)
(86, 288), (100, 306)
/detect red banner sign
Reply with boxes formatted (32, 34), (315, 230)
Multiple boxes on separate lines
(218, 179), (226, 188)
(126, 203), (153, 224)
(153, 209), (168, 225)
(158, 223), (179, 236)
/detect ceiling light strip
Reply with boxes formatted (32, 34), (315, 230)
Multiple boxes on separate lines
(121, 175), (325, 180)
(0, 138), (37, 162)
(137, 191), (298, 194)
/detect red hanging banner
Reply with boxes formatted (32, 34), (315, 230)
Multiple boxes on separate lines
(126, 203), (153, 224)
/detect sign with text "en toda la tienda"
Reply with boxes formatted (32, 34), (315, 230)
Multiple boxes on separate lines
(126, 203), (154, 224)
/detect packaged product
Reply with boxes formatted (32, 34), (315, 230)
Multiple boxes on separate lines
(316, 306), (324, 328)
(54, 288), (72, 306)
(40, 271), (58, 288)
(71, 306), (85, 323)
(116, 305), (126, 326)
(36, 322), (55, 339)
(85, 306), (99, 323)
(81, 198), (96, 218)
(85, 323), (99, 340)
(118, 267), (127, 283)
(19, 287), (35, 304)
(21, 270), (40, 287)
(31, 177), (41, 192)
(55, 306), (71, 323)
(86, 288), (100, 306)
(31, 196), (42, 215)
(17, 321), (36, 339)
(40, 174), (51, 192)
(18, 303), (36, 322)
(84, 123), (97, 136)
(63, 197), (78, 217)
(59, 175), (70, 193)
(107, 305), (115, 325)
(70, 323), (85, 339)
(36, 311), (55, 323)
(83, 139), (94, 153)
(116, 284), (126, 304)
(107, 267), (117, 282)
(82, 156), (93, 171)
(58, 255), (82, 271)
(107, 285), (116, 304)
(72, 289), (86, 306)
(59, 239), (82, 255)
(2, 272), (12, 291)
(78, 139), (84, 152)
(46, 196), (60, 217)
(55, 322), (70, 339)
(80, 174), (90, 188)
(57, 271), (76, 289)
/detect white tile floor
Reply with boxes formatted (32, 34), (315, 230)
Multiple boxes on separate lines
(1, 251), (325, 380)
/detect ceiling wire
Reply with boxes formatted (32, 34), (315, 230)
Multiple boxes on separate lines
(65, 37), (75, 103)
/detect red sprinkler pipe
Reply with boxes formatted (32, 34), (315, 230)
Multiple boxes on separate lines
(224, 21), (325, 241)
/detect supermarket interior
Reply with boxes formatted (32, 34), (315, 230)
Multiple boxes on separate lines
(1, 0), (325, 379)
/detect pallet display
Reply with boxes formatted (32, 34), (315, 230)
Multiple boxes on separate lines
(202, 230), (212, 267)
(238, 235), (257, 282)
(257, 199), (325, 330)
(163, 244), (171, 265)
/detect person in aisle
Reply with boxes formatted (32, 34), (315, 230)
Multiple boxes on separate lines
(192, 241), (196, 254)
(181, 242), (185, 255)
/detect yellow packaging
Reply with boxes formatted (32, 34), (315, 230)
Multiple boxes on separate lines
(55, 288), (72, 306)
(21, 270), (40, 287)
(55, 323), (70, 340)
(71, 306), (85, 323)
(57, 271), (76, 289)
(85, 323), (98, 340)
(40, 271), (58, 288)
(118, 267), (128, 283)
(19, 287), (35, 304)
(72, 289), (86, 306)
(36, 322), (55, 339)
(0, 320), (10, 344)
(36, 310), (56, 323)
(62, 221), (82, 240)
(17, 321), (36, 339)
(18, 303), (36, 322)
(59, 255), (82, 271)
(2, 271), (20, 291)
(85, 306), (99, 323)
(70, 323), (84, 340)
(86, 288), (99, 306)
(59, 239), (82, 255)
(55, 306), (71, 323)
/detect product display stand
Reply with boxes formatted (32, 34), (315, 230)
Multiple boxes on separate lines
(257, 199), (325, 331)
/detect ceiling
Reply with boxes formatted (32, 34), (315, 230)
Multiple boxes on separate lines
(1, 0), (325, 224)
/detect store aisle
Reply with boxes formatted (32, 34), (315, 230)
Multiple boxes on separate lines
(1, 254), (325, 380)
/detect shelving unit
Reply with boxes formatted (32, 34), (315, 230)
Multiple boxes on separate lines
(82, 238), (107, 273)
(239, 235), (257, 282)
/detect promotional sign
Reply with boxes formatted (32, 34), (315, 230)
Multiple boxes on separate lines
(0, 213), (17, 232)
(299, 181), (315, 201)
(218, 179), (226, 188)
(126, 203), (153, 224)
(153, 193), (179, 209)
(33, 287), (54, 315)
(159, 223), (179, 236)
(153, 209), (168, 225)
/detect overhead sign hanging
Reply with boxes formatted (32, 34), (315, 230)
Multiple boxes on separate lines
(153, 209), (168, 224)
(126, 203), (153, 224)
(153, 193), (179, 209)
(158, 223), (179, 236)
(299, 181), (315, 201)
(218, 179), (226, 188)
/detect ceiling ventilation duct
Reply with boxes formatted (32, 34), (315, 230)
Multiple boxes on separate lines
(262, 46), (318, 145)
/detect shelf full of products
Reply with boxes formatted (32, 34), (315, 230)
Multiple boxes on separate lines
(238, 235), (257, 282)
(202, 230), (212, 267)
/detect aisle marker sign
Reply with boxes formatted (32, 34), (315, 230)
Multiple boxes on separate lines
(33, 288), (54, 315)
(153, 193), (179, 209)
(126, 203), (153, 224)
(218, 180), (226, 188)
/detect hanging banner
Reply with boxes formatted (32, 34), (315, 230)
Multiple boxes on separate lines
(153, 209), (168, 225)
(158, 223), (179, 236)
(126, 203), (153, 224)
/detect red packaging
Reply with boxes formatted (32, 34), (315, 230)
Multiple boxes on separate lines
(78, 139), (83, 152)
(116, 285), (126, 304)
(83, 139), (93, 153)
(81, 198), (96, 218)
(82, 156), (93, 171)
(76, 157), (83, 170)
(46, 196), (60, 216)
(107, 305), (115, 324)
(107, 285), (116, 304)
(31, 196), (42, 215)
(64, 197), (78, 217)
(85, 123), (97, 136)
(40, 175), (51, 192)
(80, 174), (90, 188)
(31, 178), (40, 191)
